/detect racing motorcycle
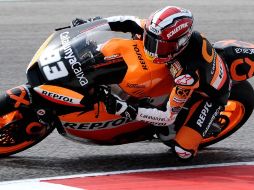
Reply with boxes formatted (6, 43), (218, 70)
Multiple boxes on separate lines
(0, 19), (254, 157)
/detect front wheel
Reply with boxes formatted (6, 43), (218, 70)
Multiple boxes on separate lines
(200, 80), (254, 148)
(0, 86), (55, 157)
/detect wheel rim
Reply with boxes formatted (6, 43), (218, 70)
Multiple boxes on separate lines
(0, 111), (45, 155)
(201, 100), (245, 144)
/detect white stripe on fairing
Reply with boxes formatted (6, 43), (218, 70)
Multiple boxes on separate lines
(1, 161), (254, 186)
(0, 182), (84, 190)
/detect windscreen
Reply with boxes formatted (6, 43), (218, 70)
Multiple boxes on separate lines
(35, 26), (130, 88)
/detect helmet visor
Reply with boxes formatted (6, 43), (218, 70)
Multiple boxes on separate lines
(144, 30), (179, 58)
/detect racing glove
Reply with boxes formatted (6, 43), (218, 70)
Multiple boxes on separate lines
(98, 86), (138, 120)
(71, 16), (102, 27)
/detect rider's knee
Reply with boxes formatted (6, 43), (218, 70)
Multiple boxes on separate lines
(172, 126), (203, 160)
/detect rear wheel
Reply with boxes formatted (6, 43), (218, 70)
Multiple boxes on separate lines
(200, 80), (254, 148)
(0, 106), (55, 157)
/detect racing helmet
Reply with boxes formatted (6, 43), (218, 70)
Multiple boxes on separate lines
(144, 6), (194, 63)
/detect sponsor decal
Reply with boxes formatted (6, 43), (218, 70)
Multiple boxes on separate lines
(62, 117), (133, 130)
(60, 31), (88, 86)
(218, 58), (224, 79)
(148, 25), (161, 35)
(37, 109), (46, 116)
(133, 44), (148, 70)
(196, 102), (213, 128)
(41, 90), (74, 103)
(169, 61), (182, 77)
(211, 56), (216, 75)
(230, 58), (254, 81)
(173, 97), (187, 103)
(234, 47), (254, 55)
(175, 86), (190, 98)
(139, 114), (166, 122)
(34, 87), (82, 105)
(6, 86), (30, 108)
(167, 22), (189, 39)
(148, 122), (167, 126)
(175, 74), (194, 86)
(202, 107), (221, 137)
(127, 83), (145, 89)
(104, 54), (121, 61)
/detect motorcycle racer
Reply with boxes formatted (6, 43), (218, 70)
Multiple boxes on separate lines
(72, 6), (231, 160)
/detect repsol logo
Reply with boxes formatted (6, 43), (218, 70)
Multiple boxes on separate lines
(196, 102), (213, 128)
(42, 90), (74, 103)
(133, 44), (148, 70)
(60, 32), (88, 86)
(63, 117), (133, 130)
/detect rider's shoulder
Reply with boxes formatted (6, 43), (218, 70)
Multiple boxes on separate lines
(190, 31), (204, 43)
(191, 31), (213, 44)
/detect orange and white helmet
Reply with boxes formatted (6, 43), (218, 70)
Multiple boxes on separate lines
(144, 6), (194, 63)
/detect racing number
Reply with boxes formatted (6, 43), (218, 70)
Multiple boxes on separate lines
(39, 49), (68, 81)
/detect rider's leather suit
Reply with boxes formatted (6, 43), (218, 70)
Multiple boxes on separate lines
(103, 16), (231, 159)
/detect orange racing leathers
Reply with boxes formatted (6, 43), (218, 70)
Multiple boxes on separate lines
(104, 16), (231, 159)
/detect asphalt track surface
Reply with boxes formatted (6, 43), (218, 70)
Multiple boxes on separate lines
(0, 0), (254, 182)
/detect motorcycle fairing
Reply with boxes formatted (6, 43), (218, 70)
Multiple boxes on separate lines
(26, 23), (129, 91)
(34, 85), (84, 107)
(57, 38), (174, 143)
(26, 22), (175, 144)
(101, 38), (174, 98)
(58, 102), (150, 143)
(214, 40), (254, 81)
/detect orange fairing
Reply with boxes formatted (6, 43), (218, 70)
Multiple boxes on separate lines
(59, 102), (148, 141)
(58, 38), (174, 142)
(101, 38), (174, 98)
(34, 85), (85, 107)
(27, 33), (54, 71)
(201, 100), (244, 144)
